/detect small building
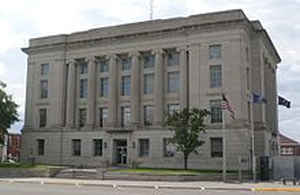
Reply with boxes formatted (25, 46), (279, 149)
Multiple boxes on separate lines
(7, 133), (22, 161)
(279, 133), (300, 156)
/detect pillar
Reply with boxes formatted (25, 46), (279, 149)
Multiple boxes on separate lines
(87, 56), (97, 128)
(24, 59), (35, 129)
(66, 60), (76, 128)
(108, 54), (118, 127)
(153, 49), (164, 126)
(178, 47), (188, 109)
(130, 51), (141, 127)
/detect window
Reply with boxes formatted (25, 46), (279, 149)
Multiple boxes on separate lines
(99, 107), (108, 127)
(281, 147), (294, 155)
(72, 139), (81, 156)
(121, 76), (131, 96)
(144, 105), (153, 126)
(163, 138), (175, 157)
(167, 104), (180, 115)
(37, 139), (45, 156)
(167, 72), (180, 93)
(41, 64), (49, 75)
(39, 108), (47, 128)
(93, 139), (103, 156)
(168, 72), (179, 93)
(246, 47), (249, 62)
(121, 106), (131, 127)
(121, 56), (132, 71)
(210, 65), (222, 88)
(78, 60), (88, 74)
(139, 139), (149, 157)
(144, 73), (154, 95)
(211, 137), (223, 158)
(40, 80), (48, 99)
(97, 58), (109, 73)
(143, 54), (155, 69)
(79, 108), (87, 127)
(80, 79), (88, 98)
(209, 45), (222, 59)
(167, 49), (179, 66)
(100, 77), (109, 97)
(210, 100), (222, 123)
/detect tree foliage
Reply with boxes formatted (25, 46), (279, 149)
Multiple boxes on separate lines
(165, 108), (210, 169)
(0, 81), (19, 144)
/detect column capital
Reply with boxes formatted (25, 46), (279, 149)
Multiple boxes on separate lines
(129, 51), (140, 57)
(108, 54), (118, 60)
(86, 56), (96, 64)
(66, 59), (76, 65)
(152, 48), (164, 55)
(176, 46), (189, 52)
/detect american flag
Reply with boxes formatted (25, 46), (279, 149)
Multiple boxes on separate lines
(222, 93), (235, 120)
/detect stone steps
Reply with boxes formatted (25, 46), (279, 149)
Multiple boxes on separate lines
(54, 168), (252, 181)
(55, 169), (100, 179)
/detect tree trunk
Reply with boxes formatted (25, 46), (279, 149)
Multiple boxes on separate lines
(184, 154), (188, 170)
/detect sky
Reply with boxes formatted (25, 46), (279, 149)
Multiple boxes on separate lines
(0, 0), (299, 142)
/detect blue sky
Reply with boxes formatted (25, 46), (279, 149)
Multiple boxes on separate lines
(1, 0), (299, 142)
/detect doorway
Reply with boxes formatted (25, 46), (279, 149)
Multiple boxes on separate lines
(113, 139), (127, 165)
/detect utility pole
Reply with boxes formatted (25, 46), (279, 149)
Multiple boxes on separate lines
(222, 108), (227, 182)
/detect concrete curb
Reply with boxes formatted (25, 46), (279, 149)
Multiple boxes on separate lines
(2, 179), (300, 192)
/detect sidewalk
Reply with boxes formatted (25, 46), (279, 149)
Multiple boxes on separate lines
(0, 178), (300, 192)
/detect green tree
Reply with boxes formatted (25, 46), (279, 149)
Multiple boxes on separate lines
(165, 108), (210, 170)
(0, 81), (19, 144)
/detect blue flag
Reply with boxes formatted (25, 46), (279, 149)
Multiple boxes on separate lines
(278, 96), (291, 108)
(253, 93), (267, 104)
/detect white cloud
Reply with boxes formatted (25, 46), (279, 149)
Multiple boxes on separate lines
(289, 64), (300, 73)
(0, 20), (25, 53)
(0, 61), (6, 76)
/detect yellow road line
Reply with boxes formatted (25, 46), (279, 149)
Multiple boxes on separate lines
(254, 188), (300, 192)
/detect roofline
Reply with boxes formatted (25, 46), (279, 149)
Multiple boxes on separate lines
(21, 9), (281, 64)
(23, 9), (248, 50)
(250, 20), (281, 63)
(279, 133), (300, 145)
(260, 28), (281, 63)
(30, 9), (246, 42)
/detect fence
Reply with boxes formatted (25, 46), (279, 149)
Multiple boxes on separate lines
(272, 156), (300, 180)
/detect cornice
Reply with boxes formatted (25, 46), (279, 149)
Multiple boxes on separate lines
(22, 43), (66, 55)
(22, 19), (248, 55)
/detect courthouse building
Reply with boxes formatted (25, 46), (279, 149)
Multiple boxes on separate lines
(21, 9), (281, 169)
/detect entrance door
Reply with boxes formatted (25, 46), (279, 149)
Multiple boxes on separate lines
(114, 139), (127, 165)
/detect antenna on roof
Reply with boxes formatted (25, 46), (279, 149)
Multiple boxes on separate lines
(150, 0), (154, 20)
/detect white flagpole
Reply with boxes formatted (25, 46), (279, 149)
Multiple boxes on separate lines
(222, 104), (227, 182)
(250, 100), (256, 182)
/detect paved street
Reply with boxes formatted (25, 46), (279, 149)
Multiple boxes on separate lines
(0, 183), (299, 195)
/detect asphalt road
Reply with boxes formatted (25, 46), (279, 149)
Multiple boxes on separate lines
(0, 183), (299, 195)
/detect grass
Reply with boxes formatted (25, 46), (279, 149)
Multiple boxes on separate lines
(109, 168), (236, 175)
(0, 163), (64, 169)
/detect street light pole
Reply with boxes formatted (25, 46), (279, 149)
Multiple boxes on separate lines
(250, 101), (256, 182)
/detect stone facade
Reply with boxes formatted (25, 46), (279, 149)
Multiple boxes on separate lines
(21, 9), (281, 170)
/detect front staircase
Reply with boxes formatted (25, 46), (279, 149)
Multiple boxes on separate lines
(54, 168), (104, 179)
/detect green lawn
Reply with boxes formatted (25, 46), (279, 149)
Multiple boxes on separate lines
(0, 163), (64, 169)
(109, 168), (231, 175)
